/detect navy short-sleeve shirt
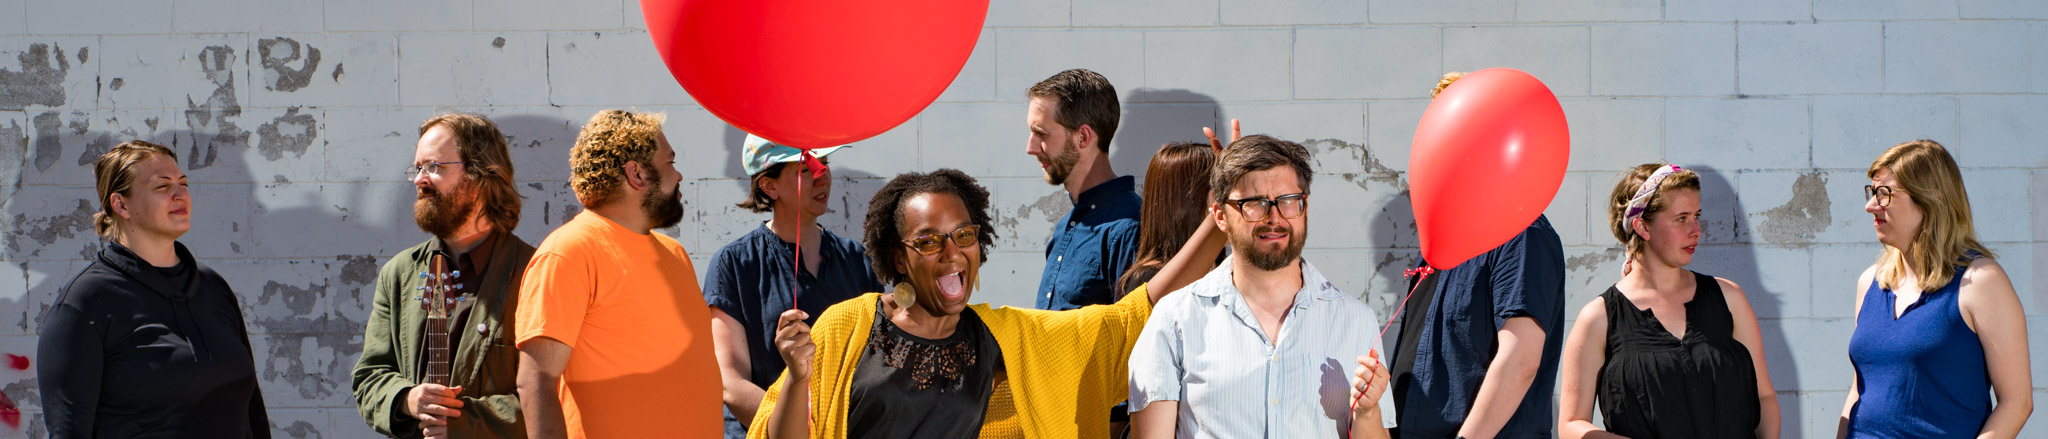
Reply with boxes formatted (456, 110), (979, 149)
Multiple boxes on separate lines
(1390, 215), (1567, 438)
(703, 224), (884, 387)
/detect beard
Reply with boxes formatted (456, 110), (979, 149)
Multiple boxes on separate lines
(642, 171), (685, 229)
(414, 181), (478, 239)
(1040, 138), (1081, 185)
(1229, 222), (1305, 272)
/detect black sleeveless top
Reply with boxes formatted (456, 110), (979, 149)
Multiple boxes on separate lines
(1597, 271), (1760, 439)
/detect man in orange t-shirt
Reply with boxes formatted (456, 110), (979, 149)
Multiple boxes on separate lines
(515, 109), (720, 438)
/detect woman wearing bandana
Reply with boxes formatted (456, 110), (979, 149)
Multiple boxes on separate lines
(1556, 164), (1780, 439)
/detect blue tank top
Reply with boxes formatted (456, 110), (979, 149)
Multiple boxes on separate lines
(1845, 264), (1989, 438)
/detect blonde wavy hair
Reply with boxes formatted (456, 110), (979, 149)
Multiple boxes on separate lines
(1869, 140), (1994, 291)
(569, 110), (667, 208)
(1430, 71), (1467, 99)
(92, 141), (179, 243)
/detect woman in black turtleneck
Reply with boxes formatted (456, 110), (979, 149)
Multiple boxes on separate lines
(38, 141), (270, 438)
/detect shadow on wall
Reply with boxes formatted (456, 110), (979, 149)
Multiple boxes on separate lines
(1116, 88), (1221, 180)
(2, 107), (621, 438)
(1688, 166), (1802, 436)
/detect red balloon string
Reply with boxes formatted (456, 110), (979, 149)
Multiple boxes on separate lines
(1349, 265), (1435, 438)
(793, 150), (826, 311)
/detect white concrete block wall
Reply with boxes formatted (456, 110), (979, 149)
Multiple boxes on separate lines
(0, 1), (2043, 438)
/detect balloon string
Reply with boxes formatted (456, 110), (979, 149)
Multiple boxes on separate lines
(1349, 265), (1434, 438)
(794, 149), (828, 432)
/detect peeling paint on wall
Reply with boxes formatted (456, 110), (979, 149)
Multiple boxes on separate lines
(1755, 172), (1831, 247)
(181, 45), (246, 171)
(0, 43), (70, 111)
(1566, 247), (1625, 272)
(28, 112), (59, 172)
(256, 107), (317, 161)
(0, 118), (26, 189)
(259, 37), (321, 93)
(6, 200), (93, 255)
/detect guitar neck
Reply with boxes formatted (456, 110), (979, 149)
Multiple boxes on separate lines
(425, 316), (452, 386)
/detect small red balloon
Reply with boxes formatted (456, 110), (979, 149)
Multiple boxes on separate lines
(1409, 68), (1571, 269)
(641, 0), (990, 149)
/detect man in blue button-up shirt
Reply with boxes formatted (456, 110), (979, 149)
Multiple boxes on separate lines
(1128, 135), (1396, 439)
(1024, 69), (1142, 311)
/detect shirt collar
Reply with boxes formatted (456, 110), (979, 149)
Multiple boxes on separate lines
(1073, 175), (1137, 208)
(1189, 256), (1342, 307)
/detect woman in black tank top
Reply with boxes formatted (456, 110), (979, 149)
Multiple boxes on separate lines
(1557, 164), (1780, 439)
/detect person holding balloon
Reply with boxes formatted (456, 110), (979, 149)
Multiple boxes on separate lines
(1125, 135), (1398, 439)
(706, 135), (883, 438)
(749, 168), (1227, 439)
(1557, 164), (1780, 439)
(1389, 71), (1569, 439)
(1837, 140), (2031, 438)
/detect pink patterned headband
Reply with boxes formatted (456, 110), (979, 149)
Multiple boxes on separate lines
(1623, 164), (1683, 232)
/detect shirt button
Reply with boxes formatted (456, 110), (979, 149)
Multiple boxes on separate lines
(1057, 255), (1063, 262)
(1270, 355), (1278, 362)
(1270, 398), (1278, 406)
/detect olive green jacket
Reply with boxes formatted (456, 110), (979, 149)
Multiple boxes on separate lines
(350, 233), (535, 438)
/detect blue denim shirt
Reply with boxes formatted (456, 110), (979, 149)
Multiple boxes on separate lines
(1036, 175), (1142, 310)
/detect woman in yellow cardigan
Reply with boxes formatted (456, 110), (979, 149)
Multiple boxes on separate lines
(749, 169), (1225, 439)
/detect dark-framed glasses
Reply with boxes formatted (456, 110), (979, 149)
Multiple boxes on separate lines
(902, 225), (979, 256)
(1863, 185), (1893, 208)
(405, 161), (465, 180)
(1224, 193), (1308, 222)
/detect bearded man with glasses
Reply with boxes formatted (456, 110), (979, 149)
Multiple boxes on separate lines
(1127, 135), (1399, 439)
(353, 113), (535, 439)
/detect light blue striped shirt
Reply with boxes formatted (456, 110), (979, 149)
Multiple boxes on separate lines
(1128, 257), (1398, 438)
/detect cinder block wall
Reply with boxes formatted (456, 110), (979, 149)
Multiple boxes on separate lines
(0, 0), (2042, 437)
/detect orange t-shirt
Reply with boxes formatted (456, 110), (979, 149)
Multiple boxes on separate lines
(515, 210), (720, 438)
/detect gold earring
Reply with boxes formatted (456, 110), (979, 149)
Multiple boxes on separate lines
(891, 282), (915, 309)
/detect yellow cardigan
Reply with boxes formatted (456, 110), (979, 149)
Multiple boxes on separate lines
(748, 286), (1154, 439)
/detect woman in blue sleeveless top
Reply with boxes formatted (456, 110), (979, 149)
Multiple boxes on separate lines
(1557, 164), (1779, 439)
(1841, 140), (2032, 438)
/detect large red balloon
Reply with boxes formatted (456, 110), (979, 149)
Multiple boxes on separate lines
(1409, 68), (1571, 270)
(641, 0), (989, 149)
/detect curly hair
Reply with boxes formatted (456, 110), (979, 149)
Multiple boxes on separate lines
(569, 109), (666, 208)
(1430, 71), (1467, 99)
(863, 169), (998, 286)
(420, 112), (522, 232)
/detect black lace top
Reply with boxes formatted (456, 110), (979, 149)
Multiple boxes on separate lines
(846, 299), (1004, 438)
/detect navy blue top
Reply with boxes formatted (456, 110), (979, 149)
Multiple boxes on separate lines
(1846, 263), (1989, 438)
(1035, 175), (1142, 311)
(1390, 215), (1566, 438)
(704, 224), (884, 387)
